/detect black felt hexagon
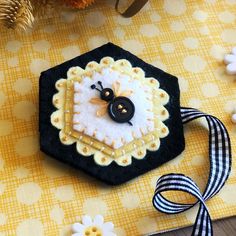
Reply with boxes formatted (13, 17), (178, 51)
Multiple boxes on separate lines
(39, 43), (185, 185)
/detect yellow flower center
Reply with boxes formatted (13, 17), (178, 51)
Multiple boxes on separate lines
(84, 226), (102, 236)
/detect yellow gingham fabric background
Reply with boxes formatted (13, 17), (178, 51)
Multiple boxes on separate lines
(0, 0), (236, 235)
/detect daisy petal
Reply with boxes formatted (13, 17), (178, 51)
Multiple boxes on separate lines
(102, 222), (114, 231)
(93, 215), (104, 226)
(82, 215), (92, 226)
(72, 223), (85, 233)
(226, 63), (236, 75)
(224, 54), (236, 64)
(72, 233), (84, 236)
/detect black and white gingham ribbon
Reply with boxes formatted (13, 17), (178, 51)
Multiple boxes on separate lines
(152, 107), (231, 236)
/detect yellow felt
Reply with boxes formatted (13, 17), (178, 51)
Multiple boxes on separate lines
(0, 0), (235, 235)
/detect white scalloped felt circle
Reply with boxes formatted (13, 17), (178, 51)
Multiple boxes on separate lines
(51, 57), (170, 166)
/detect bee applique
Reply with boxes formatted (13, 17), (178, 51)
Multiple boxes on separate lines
(89, 81), (135, 126)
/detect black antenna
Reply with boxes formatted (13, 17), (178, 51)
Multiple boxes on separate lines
(91, 81), (104, 92)
(128, 121), (133, 126)
(97, 81), (104, 90)
(90, 84), (102, 92)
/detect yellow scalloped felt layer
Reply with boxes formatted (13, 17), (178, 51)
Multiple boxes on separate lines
(51, 57), (170, 166)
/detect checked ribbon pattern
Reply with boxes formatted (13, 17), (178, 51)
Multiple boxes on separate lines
(153, 107), (232, 236)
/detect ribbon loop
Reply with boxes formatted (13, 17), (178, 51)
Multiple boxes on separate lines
(153, 107), (231, 236)
(115, 0), (149, 18)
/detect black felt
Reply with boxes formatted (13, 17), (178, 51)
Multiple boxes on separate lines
(39, 43), (185, 185)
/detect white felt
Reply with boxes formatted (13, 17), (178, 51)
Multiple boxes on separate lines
(72, 67), (154, 149)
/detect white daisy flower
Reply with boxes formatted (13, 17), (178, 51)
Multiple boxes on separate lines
(72, 215), (116, 236)
(224, 47), (236, 75)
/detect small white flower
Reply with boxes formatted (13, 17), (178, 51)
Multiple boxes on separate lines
(224, 47), (236, 75)
(72, 215), (116, 236)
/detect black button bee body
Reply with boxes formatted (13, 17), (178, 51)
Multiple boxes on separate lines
(91, 81), (135, 125)
(100, 88), (114, 101)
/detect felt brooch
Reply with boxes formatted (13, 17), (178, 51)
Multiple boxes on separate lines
(39, 43), (184, 185)
(72, 215), (116, 236)
(39, 43), (232, 236)
(224, 47), (236, 75)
